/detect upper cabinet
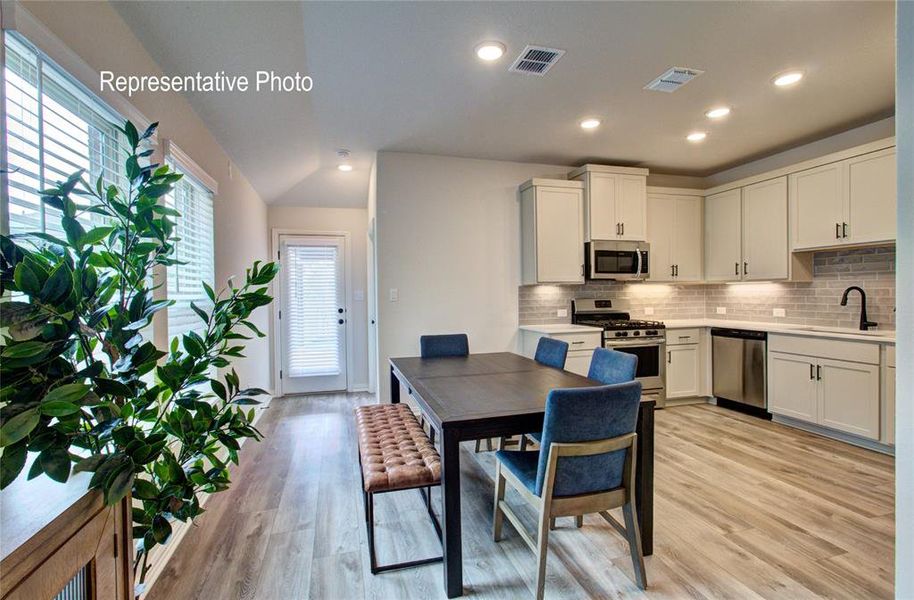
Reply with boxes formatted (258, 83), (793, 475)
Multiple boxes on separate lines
(704, 177), (790, 282)
(520, 179), (584, 285)
(568, 165), (648, 242)
(790, 148), (896, 251)
(647, 192), (703, 282)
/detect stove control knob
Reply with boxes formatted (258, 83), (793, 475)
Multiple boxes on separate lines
(615, 331), (627, 337)
(633, 330), (641, 337)
(646, 330), (658, 336)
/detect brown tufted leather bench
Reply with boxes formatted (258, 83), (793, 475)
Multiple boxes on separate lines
(355, 403), (443, 574)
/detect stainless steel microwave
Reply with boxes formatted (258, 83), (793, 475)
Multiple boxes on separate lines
(585, 241), (650, 280)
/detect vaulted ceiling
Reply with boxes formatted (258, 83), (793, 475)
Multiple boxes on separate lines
(113, 1), (895, 207)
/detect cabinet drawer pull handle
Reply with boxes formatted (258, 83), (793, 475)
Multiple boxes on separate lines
(842, 222), (848, 238)
(571, 340), (585, 345)
(679, 335), (691, 340)
(836, 223), (841, 239)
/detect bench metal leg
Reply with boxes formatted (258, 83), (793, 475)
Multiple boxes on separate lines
(364, 487), (444, 574)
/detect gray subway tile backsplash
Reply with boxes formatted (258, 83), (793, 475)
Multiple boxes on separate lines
(518, 246), (896, 330)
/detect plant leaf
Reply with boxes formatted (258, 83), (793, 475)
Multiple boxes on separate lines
(0, 408), (40, 446)
(39, 447), (71, 483)
(42, 383), (91, 406)
(0, 442), (28, 488)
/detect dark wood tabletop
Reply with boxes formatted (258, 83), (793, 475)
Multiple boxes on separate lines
(388, 352), (655, 598)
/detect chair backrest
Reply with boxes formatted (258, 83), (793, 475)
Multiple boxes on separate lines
(534, 337), (569, 369)
(535, 381), (642, 497)
(420, 334), (469, 358)
(588, 347), (638, 385)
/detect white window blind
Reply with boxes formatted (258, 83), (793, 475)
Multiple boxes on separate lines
(3, 32), (128, 237)
(166, 172), (215, 342)
(285, 244), (341, 377)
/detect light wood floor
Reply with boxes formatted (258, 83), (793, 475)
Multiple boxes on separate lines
(147, 394), (895, 600)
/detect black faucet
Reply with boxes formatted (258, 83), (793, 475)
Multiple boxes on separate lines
(840, 286), (878, 331)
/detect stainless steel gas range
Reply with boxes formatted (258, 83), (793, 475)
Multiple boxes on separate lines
(572, 298), (667, 408)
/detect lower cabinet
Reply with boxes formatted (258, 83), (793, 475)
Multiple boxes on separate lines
(520, 329), (601, 378)
(564, 352), (593, 377)
(768, 336), (881, 440)
(667, 345), (700, 398)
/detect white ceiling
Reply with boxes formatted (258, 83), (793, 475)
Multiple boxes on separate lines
(113, 1), (895, 208)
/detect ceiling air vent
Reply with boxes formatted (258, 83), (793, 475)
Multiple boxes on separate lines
(644, 67), (705, 92)
(509, 45), (565, 76)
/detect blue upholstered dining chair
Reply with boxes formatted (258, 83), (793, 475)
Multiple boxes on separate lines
(493, 381), (646, 599)
(533, 337), (569, 369)
(420, 333), (469, 358)
(526, 347), (637, 446)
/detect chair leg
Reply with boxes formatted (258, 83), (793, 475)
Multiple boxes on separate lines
(549, 517), (556, 531)
(493, 462), (506, 541)
(366, 492), (378, 574)
(575, 515), (584, 528)
(535, 508), (551, 600)
(622, 502), (647, 589)
(486, 438), (494, 452)
(475, 439), (482, 452)
(520, 435), (528, 452)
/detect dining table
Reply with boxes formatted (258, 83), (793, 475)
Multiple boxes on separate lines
(388, 352), (655, 599)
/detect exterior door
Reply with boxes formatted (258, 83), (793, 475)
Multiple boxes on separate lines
(279, 235), (348, 394)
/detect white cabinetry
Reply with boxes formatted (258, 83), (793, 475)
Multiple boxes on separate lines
(568, 165), (648, 242)
(519, 328), (602, 377)
(883, 345), (895, 446)
(666, 329), (701, 399)
(520, 179), (584, 284)
(704, 177), (789, 282)
(767, 335), (880, 440)
(790, 148), (896, 251)
(647, 192), (703, 282)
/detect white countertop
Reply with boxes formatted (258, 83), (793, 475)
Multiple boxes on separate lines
(663, 319), (895, 343)
(519, 324), (603, 335)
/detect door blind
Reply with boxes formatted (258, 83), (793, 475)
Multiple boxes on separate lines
(284, 243), (340, 377)
(166, 173), (214, 342)
(3, 32), (128, 237)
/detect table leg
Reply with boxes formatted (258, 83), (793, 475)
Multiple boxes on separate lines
(440, 426), (463, 598)
(390, 366), (400, 404)
(635, 401), (654, 556)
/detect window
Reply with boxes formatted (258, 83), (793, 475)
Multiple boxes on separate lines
(165, 170), (215, 343)
(3, 32), (128, 237)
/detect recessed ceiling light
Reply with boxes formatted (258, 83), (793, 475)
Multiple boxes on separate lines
(686, 131), (707, 143)
(773, 71), (804, 87)
(580, 118), (601, 130)
(337, 164), (353, 172)
(705, 107), (731, 119)
(475, 41), (506, 62)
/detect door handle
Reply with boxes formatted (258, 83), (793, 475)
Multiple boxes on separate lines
(671, 264), (675, 277)
(743, 261), (748, 277)
(842, 222), (848, 238)
(667, 351), (672, 364)
(674, 264), (679, 277)
(809, 364), (815, 380)
(816, 364), (822, 381)
(836, 223), (840, 239)
(735, 262), (740, 276)
(621, 222), (625, 236)
(616, 223), (620, 235)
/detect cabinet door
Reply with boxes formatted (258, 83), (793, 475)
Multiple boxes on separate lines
(703, 189), (742, 281)
(587, 172), (617, 240)
(885, 366), (895, 445)
(846, 148), (896, 245)
(617, 175), (647, 241)
(565, 351), (593, 377)
(768, 352), (818, 422)
(817, 358), (880, 440)
(790, 162), (845, 250)
(646, 194), (674, 281)
(536, 187), (584, 283)
(667, 344), (700, 398)
(673, 195), (703, 281)
(742, 177), (788, 280)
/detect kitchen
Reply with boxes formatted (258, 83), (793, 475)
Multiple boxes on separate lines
(516, 136), (896, 453)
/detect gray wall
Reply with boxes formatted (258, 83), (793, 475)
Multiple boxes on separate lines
(520, 247), (896, 330)
(896, 1), (913, 596)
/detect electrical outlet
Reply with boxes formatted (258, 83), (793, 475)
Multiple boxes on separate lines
(389, 288), (399, 302)
(773, 308), (786, 318)
(644, 307), (655, 316)
(716, 306), (727, 315)
(557, 308), (568, 318)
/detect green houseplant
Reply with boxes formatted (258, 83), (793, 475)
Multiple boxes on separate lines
(0, 120), (278, 586)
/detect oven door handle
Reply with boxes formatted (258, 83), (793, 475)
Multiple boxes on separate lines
(605, 340), (665, 348)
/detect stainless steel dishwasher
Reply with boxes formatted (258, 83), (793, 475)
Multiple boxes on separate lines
(711, 328), (768, 409)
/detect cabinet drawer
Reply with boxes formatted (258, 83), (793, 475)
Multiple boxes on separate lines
(666, 328), (701, 345)
(768, 334), (878, 365)
(552, 332), (602, 349)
